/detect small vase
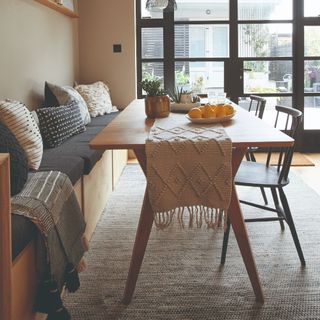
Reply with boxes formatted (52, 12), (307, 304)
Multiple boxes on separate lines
(145, 96), (170, 119)
(180, 93), (193, 104)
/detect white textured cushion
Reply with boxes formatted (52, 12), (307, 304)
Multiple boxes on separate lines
(45, 82), (91, 125)
(75, 81), (113, 117)
(0, 100), (43, 170)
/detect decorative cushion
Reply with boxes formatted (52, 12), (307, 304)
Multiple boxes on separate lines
(0, 100), (43, 170)
(75, 81), (113, 117)
(45, 82), (91, 125)
(36, 102), (86, 148)
(0, 123), (28, 196)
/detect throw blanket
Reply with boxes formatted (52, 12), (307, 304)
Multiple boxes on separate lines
(12, 171), (86, 319)
(146, 114), (232, 230)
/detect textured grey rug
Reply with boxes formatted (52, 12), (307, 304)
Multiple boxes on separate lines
(65, 165), (320, 319)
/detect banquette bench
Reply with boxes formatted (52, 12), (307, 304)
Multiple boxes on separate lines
(1, 111), (127, 320)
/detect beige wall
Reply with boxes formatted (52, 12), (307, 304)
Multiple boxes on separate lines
(0, 0), (79, 109)
(78, 0), (136, 109)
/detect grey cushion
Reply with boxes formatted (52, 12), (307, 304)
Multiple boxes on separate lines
(42, 131), (104, 174)
(40, 113), (119, 174)
(45, 82), (91, 125)
(38, 154), (85, 185)
(86, 111), (119, 127)
(11, 112), (120, 260)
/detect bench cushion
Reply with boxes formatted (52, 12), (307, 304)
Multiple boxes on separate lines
(11, 112), (120, 261)
(86, 111), (119, 127)
(38, 112), (119, 174)
(38, 154), (85, 185)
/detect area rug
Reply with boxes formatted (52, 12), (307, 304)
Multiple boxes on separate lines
(65, 164), (320, 319)
(254, 152), (315, 167)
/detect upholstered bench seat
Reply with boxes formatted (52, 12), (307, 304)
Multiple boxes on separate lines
(11, 112), (120, 261)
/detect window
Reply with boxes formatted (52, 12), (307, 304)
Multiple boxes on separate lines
(138, 0), (230, 95)
(238, 0), (292, 20)
(304, 0), (320, 17)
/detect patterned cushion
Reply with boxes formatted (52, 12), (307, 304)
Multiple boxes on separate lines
(0, 123), (28, 196)
(36, 103), (86, 148)
(75, 81), (113, 117)
(45, 82), (91, 125)
(0, 100), (43, 170)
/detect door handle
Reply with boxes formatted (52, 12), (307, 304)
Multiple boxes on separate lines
(240, 68), (252, 72)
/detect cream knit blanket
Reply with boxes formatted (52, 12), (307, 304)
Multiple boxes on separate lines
(146, 114), (232, 230)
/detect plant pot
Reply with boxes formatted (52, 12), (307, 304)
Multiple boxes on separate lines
(180, 93), (193, 104)
(145, 95), (170, 118)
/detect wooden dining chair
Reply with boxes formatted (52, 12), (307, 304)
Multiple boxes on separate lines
(221, 105), (305, 266)
(247, 95), (266, 120)
(246, 95), (268, 204)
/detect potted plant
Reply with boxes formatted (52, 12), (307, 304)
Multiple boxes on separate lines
(180, 90), (193, 104)
(141, 79), (170, 118)
(169, 86), (201, 104)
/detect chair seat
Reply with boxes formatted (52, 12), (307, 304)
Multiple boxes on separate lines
(235, 161), (289, 187)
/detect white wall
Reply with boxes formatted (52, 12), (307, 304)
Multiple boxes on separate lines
(78, 0), (136, 108)
(0, 0), (79, 109)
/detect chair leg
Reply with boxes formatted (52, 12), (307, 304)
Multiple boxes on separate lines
(220, 219), (231, 265)
(260, 187), (268, 205)
(271, 188), (285, 231)
(278, 187), (306, 266)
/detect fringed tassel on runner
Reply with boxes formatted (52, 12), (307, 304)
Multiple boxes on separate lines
(154, 206), (228, 230)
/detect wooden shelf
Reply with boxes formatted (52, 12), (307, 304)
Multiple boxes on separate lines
(34, 0), (79, 18)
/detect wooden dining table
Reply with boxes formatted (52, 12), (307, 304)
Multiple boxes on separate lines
(90, 99), (294, 305)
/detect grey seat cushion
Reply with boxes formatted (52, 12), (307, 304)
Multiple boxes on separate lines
(40, 113), (119, 174)
(86, 111), (119, 127)
(38, 154), (85, 185)
(11, 112), (120, 261)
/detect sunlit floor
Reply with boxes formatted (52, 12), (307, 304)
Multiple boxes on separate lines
(292, 153), (320, 196)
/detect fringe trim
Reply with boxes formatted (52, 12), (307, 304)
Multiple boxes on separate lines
(154, 206), (228, 230)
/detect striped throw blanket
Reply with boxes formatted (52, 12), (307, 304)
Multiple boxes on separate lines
(12, 171), (86, 319)
(146, 114), (232, 230)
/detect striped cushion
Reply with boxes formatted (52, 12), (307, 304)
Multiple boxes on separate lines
(75, 81), (113, 117)
(0, 100), (43, 170)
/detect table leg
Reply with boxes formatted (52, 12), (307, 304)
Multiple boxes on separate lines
(229, 147), (264, 303)
(122, 148), (153, 304)
(123, 147), (264, 304)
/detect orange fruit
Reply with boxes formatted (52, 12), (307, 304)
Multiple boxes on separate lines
(188, 108), (202, 118)
(223, 104), (234, 115)
(215, 105), (227, 118)
(199, 106), (206, 116)
(203, 106), (217, 118)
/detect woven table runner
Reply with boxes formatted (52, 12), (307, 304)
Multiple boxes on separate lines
(146, 114), (232, 230)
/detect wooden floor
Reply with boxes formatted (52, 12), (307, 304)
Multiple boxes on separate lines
(292, 153), (320, 196)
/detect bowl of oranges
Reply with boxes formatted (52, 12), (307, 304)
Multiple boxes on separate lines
(186, 103), (236, 124)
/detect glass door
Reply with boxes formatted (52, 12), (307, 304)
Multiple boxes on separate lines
(137, 0), (231, 97)
(230, 0), (294, 127)
(136, 0), (320, 151)
(301, 1), (320, 150)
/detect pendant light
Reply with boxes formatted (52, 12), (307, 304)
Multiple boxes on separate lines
(146, 0), (177, 12)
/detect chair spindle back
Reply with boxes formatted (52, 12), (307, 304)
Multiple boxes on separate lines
(266, 105), (303, 184)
